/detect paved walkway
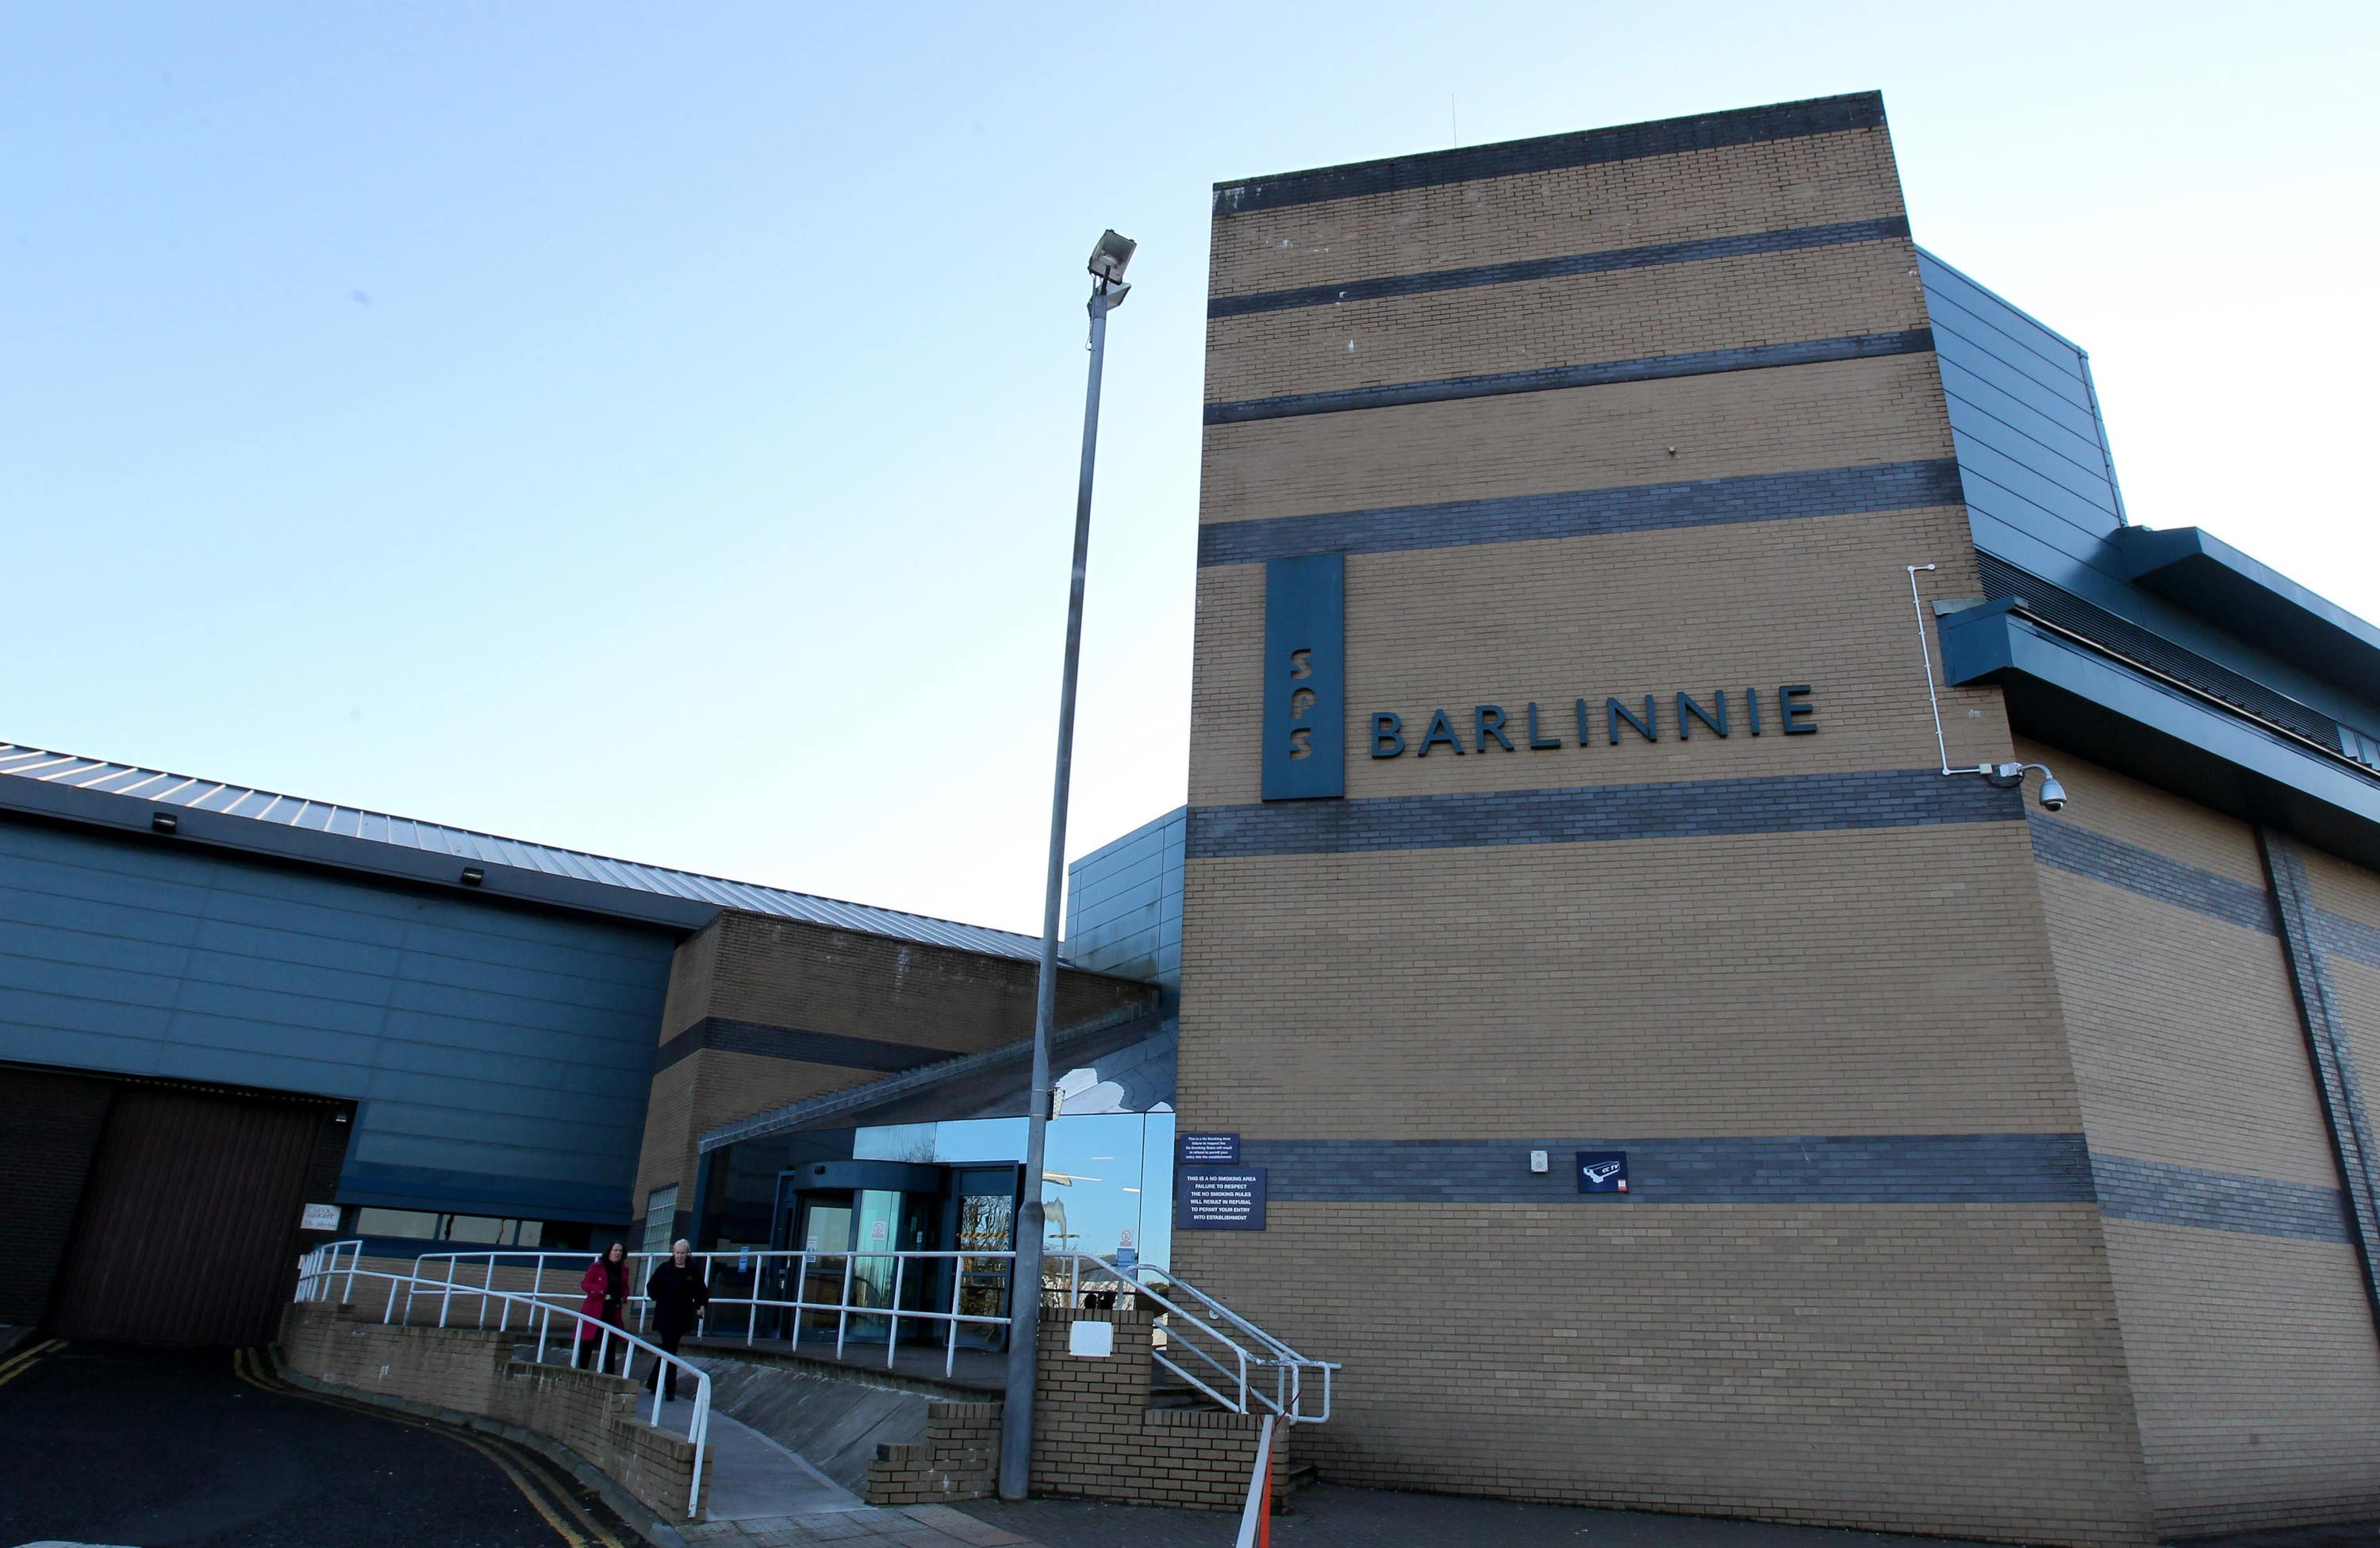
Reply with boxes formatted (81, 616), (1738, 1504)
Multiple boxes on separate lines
(651, 1400), (859, 1519)
(958, 1484), (1994, 1548)
(678, 1502), (1031, 1547)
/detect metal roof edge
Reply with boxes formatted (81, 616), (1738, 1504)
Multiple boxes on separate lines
(697, 1001), (1165, 1153)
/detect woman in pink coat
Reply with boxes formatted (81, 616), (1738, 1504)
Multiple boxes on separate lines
(574, 1241), (629, 1373)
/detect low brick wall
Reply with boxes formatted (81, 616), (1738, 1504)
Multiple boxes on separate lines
(865, 1308), (1288, 1513)
(866, 1399), (1002, 1505)
(280, 1300), (701, 1521)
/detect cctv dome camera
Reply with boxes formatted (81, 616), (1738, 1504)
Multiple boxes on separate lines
(2038, 775), (2067, 812)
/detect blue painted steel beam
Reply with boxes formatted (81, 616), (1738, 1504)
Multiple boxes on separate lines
(1940, 601), (2380, 867)
(2115, 526), (2380, 699)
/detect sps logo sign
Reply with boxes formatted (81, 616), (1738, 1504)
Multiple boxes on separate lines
(1261, 555), (1345, 801)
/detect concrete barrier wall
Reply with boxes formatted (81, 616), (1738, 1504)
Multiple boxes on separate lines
(279, 1300), (701, 1521)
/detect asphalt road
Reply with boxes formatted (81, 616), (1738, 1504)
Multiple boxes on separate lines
(0, 1339), (631, 1548)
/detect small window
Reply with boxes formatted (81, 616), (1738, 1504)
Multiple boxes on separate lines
(355, 1208), (439, 1239)
(643, 1186), (679, 1255)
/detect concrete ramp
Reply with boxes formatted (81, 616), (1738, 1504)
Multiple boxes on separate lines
(691, 1355), (931, 1496)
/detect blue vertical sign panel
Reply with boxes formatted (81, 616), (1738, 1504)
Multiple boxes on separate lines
(1261, 554), (1345, 801)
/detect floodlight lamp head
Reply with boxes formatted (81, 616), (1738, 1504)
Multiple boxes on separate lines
(1088, 229), (1137, 286)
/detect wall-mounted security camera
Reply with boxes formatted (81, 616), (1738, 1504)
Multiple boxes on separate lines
(1985, 761), (2067, 812)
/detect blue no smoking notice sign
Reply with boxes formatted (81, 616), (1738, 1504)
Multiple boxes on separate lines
(1576, 1151), (1630, 1194)
(1178, 1167), (1268, 1230)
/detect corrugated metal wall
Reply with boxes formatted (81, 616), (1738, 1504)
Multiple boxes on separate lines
(48, 1085), (329, 1345)
(0, 816), (677, 1226)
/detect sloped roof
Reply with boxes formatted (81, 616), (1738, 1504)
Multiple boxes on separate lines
(0, 740), (1043, 959)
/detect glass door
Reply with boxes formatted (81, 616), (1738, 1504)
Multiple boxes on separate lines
(846, 1189), (903, 1342)
(950, 1168), (1017, 1350)
(793, 1193), (854, 1338)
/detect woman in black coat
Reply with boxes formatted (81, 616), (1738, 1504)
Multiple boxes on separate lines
(641, 1239), (709, 1401)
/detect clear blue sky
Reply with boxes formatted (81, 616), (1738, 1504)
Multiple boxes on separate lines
(6, 2), (2374, 935)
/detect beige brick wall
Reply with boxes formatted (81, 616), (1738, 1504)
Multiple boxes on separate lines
(632, 910), (1156, 1227)
(1181, 823), (2075, 1139)
(1211, 127), (1902, 295)
(1179, 1204), (2144, 1542)
(279, 1300), (702, 1521)
(1206, 239), (1926, 405)
(2101, 1222), (2380, 1537)
(862, 1313), (1284, 1514)
(1177, 99), (2155, 1545)
(1193, 506), (2005, 811)
(2021, 740), (2380, 1535)
(1200, 351), (1953, 526)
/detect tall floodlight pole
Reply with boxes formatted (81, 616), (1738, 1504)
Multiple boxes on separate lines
(1000, 229), (1136, 1502)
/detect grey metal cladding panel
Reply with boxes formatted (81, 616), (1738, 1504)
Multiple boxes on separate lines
(349, 1127), (628, 1184)
(0, 916), (193, 980)
(1941, 392), (2116, 511)
(1967, 511), (2128, 596)
(0, 942), (186, 1010)
(374, 1009), (653, 1074)
(1918, 254), (2089, 381)
(1071, 888), (1169, 935)
(0, 1024), (163, 1075)
(1069, 835), (1172, 897)
(1936, 358), (2108, 471)
(1068, 868), (1165, 926)
(1933, 333), (2101, 449)
(0, 838), (221, 930)
(147, 1041), (368, 1098)
(1948, 419), (2121, 537)
(192, 916), (404, 979)
(167, 979), (388, 1043)
(0, 817), (669, 1213)
(361, 1069), (644, 1129)
(381, 978), (656, 1047)
(0, 982), (175, 1043)
(391, 943), (665, 1022)
(179, 943), (401, 1011)
(360, 1097), (630, 1158)
(368, 1035), (640, 1091)
(1924, 289), (2092, 410)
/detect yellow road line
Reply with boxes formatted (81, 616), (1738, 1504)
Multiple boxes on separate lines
(231, 1348), (619, 1548)
(0, 1339), (63, 1389)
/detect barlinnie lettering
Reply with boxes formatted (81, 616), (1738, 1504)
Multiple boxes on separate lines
(1371, 686), (1818, 758)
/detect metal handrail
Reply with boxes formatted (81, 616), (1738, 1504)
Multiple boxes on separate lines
(288, 1254), (714, 1519)
(406, 1247), (1021, 1380)
(301, 1243), (1336, 1427)
(295, 1239), (363, 1305)
(1050, 1251), (1337, 1424)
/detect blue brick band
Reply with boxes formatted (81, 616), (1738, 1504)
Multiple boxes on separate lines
(1244, 1133), (2093, 1205)
(1213, 93), (1885, 215)
(1203, 329), (1935, 426)
(1209, 218), (1914, 320)
(1199, 459), (1962, 567)
(655, 1015), (957, 1075)
(1188, 767), (2021, 860)
(2261, 830), (2380, 1339)
(2029, 815), (2276, 935)
(2312, 904), (2380, 975)
(2090, 1154), (2351, 1244)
